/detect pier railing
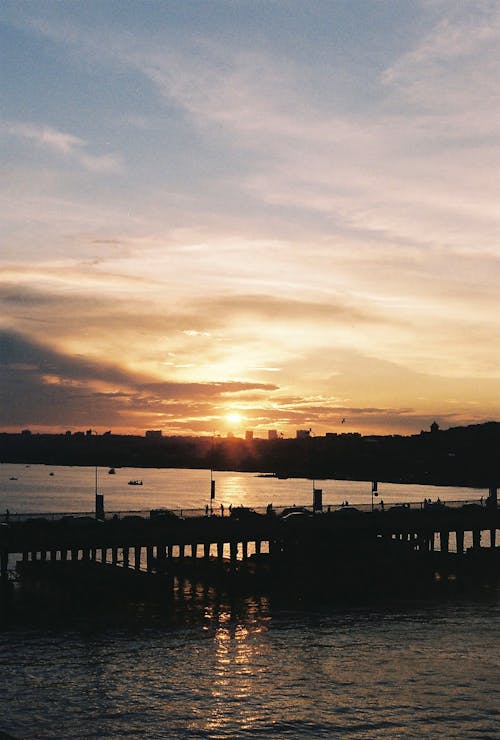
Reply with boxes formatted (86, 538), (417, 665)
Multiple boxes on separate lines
(0, 498), (487, 525)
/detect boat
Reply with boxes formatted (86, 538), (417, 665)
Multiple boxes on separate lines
(128, 479), (143, 486)
(9, 476), (18, 481)
(108, 468), (116, 474)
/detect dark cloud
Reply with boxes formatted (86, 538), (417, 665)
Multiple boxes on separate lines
(195, 293), (390, 326)
(0, 284), (60, 307)
(0, 281), (389, 337)
(0, 329), (278, 430)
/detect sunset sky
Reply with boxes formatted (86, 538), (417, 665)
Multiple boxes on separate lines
(1, 1), (499, 438)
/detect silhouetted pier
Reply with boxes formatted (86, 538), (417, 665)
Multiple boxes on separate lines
(1, 498), (499, 603)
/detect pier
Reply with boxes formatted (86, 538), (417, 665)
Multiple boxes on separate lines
(1, 498), (499, 603)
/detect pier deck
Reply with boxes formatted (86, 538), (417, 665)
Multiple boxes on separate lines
(2, 500), (499, 601)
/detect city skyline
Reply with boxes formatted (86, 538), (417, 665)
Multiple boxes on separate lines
(1, 1), (499, 437)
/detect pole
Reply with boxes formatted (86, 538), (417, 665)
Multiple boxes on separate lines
(210, 467), (214, 516)
(209, 432), (215, 515)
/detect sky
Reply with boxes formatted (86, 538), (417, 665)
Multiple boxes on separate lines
(1, 1), (499, 438)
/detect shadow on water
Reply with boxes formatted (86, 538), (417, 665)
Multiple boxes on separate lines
(1, 568), (499, 636)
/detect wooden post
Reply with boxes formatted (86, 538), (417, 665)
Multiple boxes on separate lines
(112, 546), (118, 565)
(490, 529), (497, 548)
(472, 529), (481, 549)
(456, 530), (464, 555)
(255, 540), (261, 555)
(217, 541), (224, 562)
(191, 543), (198, 559)
(134, 546), (141, 570)
(0, 549), (7, 581)
(439, 531), (449, 553)
(147, 545), (154, 572)
(230, 541), (238, 565)
(241, 541), (248, 560)
(204, 542), (210, 560)
(123, 546), (130, 567)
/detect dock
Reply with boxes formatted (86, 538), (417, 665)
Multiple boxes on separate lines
(1, 499), (499, 604)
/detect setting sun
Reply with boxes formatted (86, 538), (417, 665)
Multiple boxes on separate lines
(225, 412), (244, 425)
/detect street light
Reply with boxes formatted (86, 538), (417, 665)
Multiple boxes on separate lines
(209, 432), (217, 515)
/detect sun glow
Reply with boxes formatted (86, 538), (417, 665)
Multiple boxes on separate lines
(225, 412), (243, 425)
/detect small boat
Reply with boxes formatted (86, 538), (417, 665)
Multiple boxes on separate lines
(128, 479), (143, 486)
(9, 476), (18, 481)
(49, 472), (54, 476)
(108, 468), (116, 474)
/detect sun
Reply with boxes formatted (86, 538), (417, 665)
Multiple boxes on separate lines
(225, 412), (243, 425)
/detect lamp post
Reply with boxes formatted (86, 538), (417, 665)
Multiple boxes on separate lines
(209, 432), (216, 515)
(92, 429), (104, 521)
(371, 480), (378, 511)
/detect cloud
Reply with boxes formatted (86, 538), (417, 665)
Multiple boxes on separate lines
(7, 8), (499, 256)
(0, 329), (279, 431)
(1, 4), (499, 436)
(1, 120), (123, 173)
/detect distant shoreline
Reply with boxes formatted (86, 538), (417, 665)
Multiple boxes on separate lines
(1, 422), (499, 490)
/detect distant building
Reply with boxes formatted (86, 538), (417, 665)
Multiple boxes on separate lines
(430, 421), (439, 433)
(296, 429), (311, 439)
(145, 430), (162, 439)
(21, 429), (32, 436)
(245, 430), (254, 441)
(268, 430), (278, 440)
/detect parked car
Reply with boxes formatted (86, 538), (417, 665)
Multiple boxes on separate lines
(281, 510), (312, 521)
(150, 508), (178, 520)
(230, 506), (263, 520)
(332, 506), (360, 516)
(280, 506), (311, 518)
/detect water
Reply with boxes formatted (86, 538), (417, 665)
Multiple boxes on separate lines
(0, 463), (486, 515)
(1, 466), (499, 739)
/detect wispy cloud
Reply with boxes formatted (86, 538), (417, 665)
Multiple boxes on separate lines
(2, 120), (123, 173)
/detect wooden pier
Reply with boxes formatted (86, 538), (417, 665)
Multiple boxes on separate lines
(1, 500), (499, 602)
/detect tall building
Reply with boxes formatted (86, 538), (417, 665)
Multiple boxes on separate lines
(268, 430), (278, 440)
(296, 429), (311, 439)
(245, 431), (254, 441)
(145, 430), (162, 439)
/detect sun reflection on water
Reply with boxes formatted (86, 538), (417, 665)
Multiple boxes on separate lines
(200, 596), (272, 733)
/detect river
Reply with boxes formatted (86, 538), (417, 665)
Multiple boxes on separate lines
(0, 465), (499, 739)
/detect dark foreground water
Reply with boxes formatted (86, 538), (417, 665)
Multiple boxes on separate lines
(1, 584), (500, 739)
(1, 466), (499, 738)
